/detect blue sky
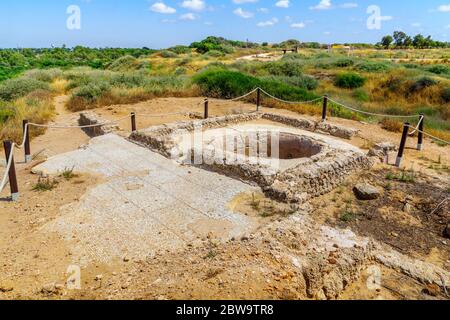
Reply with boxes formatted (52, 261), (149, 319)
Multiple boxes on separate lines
(0, 0), (449, 48)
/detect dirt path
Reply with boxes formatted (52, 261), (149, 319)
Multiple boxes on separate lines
(29, 95), (91, 160)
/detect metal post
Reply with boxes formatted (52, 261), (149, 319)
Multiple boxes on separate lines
(23, 120), (31, 163)
(396, 123), (410, 168)
(204, 99), (209, 119)
(417, 114), (424, 151)
(3, 141), (19, 201)
(131, 112), (137, 132)
(322, 95), (328, 122)
(256, 88), (261, 111)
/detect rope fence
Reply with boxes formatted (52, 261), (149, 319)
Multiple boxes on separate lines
(1, 87), (449, 200)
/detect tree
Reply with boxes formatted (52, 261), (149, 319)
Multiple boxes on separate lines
(393, 31), (407, 48)
(403, 36), (413, 48)
(381, 35), (393, 49)
(413, 34), (426, 49)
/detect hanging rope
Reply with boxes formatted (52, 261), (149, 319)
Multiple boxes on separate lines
(259, 88), (324, 104)
(408, 115), (425, 136)
(327, 98), (421, 119)
(404, 125), (450, 145)
(229, 88), (258, 101)
(0, 142), (15, 192)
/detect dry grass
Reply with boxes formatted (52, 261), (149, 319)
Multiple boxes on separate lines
(0, 91), (54, 143)
(66, 85), (201, 112)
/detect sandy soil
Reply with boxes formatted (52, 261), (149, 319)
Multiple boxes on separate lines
(0, 95), (449, 300)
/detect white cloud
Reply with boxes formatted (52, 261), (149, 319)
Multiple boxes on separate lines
(180, 13), (197, 20)
(257, 17), (278, 27)
(151, 2), (176, 14)
(181, 0), (205, 11)
(275, 0), (290, 8)
(258, 7), (269, 13)
(233, 7), (254, 18)
(340, 3), (358, 9)
(290, 22), (306, 28)
(233, 0), (258, 3)
(437, 4), (450, 12)
(310, 0), (332, 10)
(411, 22), (421, 27)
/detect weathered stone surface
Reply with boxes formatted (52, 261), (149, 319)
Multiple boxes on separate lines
(79, 112), (119, 137)
(353, 183), (381, 200)
(315, 121), (359, 140)
(368, 141), (398, 162)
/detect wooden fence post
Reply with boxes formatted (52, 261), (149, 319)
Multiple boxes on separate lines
(417, 114), (424, 151)
(131, 112), (137, 132)
(3, 141), (19, 201)
(23, 120), (31, 163)
(204, 99), (209, 119)
(322, 95), (328, 122)
(256, 88), (261, 111)
(396, 123), (410, 168)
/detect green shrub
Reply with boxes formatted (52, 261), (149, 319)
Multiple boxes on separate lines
(334, 58), (355, 68)
(259, 75), (318, 90)
(143, 76), (190, 95)
(204, 50), (225, 58)
(24, 68), (63, 82)
(334, 72), (366, 89)
(426, 64), (450, 75)
(168, 45), (191, 55)
(356, 62), (390, 73)
(259, 80), (318, 102)
(409, 76), (438, 93)
(160, 50), (178, 58)
(73, 81), (111, 101)
(193, 69), (259, 98)
(109, 72), (147, 88)
(108, 55), (149, 72)
(0, 78), (50, 101)
(265, 61), (303, 77)
(193, 69), (317, 101)
(353, 88), (370, 102)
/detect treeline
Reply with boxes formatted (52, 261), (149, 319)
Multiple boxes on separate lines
(0, 46), (155, 81)
(379, 31), (450, 49)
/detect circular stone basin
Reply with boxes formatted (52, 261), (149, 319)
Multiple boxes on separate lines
(272, 132), (323, 159)
(237, 132), (323, 160)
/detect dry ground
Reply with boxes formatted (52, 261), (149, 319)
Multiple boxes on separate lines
(0, 95), (449, 300)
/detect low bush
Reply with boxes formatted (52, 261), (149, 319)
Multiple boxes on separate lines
(107, 55), (149, 72)
(72, 81), (111, 102)
(265, 61), (303, 77)
(334, 72), (366, 89)
(168, 45), (191, 55)
(24, 68), (63, 82)
(408, 76), (439, 93)
(159, 50), (178, 58)
(356, 62), (390, 73)
(259, 75), (318, 90)
(426, 64), (450, 75)
(204, 50), (225, 58)
(193, 69), (259, 98)
(0, 78), (50, 101)
(353, 88), (370, 102)
(193, 69), (318, 101)
(334, 58), (355, 68)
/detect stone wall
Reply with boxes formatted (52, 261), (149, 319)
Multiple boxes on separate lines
(266, 150), (373, 203)
(79, 112), (119, 137)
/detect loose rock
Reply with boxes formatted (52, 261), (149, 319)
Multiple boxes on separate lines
(353, 183), (381, 200)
